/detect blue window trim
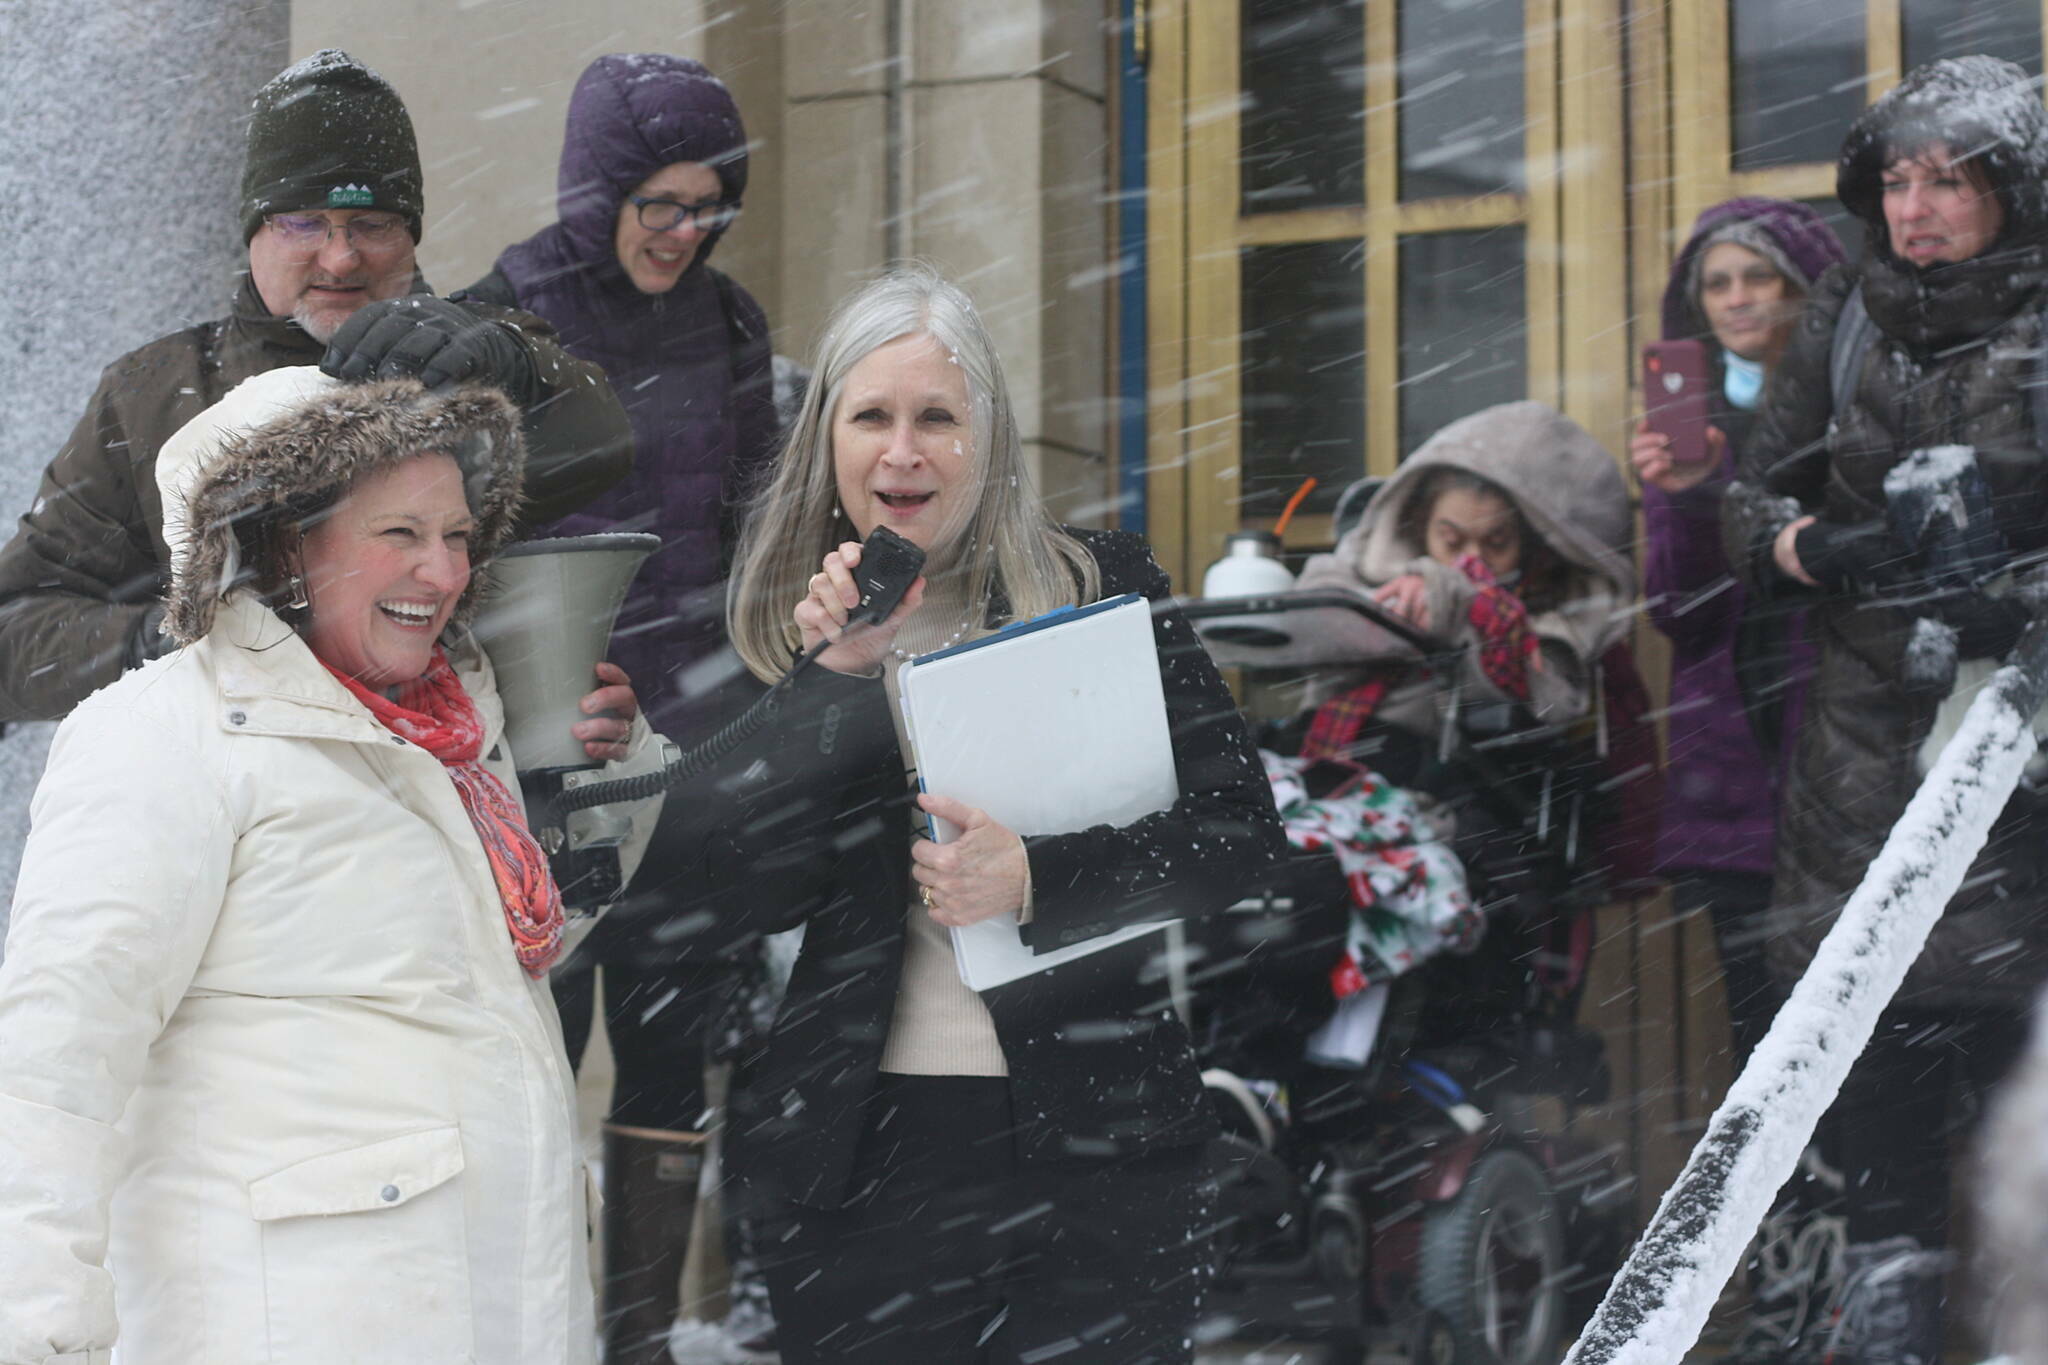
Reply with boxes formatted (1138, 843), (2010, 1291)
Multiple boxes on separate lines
(1115, 0), (1149, 534)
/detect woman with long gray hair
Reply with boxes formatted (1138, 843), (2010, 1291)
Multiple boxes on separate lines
(630, 262), (1283, 1363)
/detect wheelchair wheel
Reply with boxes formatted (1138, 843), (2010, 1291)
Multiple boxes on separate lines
(1416, 1147), (1566, 1365)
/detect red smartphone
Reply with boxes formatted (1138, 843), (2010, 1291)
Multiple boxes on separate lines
(1643, 339), (1714, 466)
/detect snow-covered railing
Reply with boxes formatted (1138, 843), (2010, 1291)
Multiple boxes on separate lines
(1565, 615), (2048, 1364)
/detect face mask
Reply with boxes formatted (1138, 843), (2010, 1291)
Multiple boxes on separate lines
(1723, 351), (1764, 411)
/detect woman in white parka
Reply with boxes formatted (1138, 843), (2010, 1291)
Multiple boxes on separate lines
(0, 368), (658, 1365)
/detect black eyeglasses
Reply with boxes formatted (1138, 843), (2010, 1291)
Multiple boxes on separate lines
(630, 196), (742, 233)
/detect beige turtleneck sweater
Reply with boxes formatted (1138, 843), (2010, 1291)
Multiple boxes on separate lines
(876, 574), (1011, 1076)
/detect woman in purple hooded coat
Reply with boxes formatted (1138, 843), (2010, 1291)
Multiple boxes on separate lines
(459, 53), (779, 1364)
(1631, 200), (1843, 1360)
(1632, 199), (1844, 1063)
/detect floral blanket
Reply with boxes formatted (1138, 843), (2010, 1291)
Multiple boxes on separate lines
(1261, 750), (1483, 999)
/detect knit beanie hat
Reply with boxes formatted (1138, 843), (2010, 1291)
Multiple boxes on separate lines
(240, 50), (424, 243)
(1657, 197), (1846, 343)
(1686, 218), (1815, 308)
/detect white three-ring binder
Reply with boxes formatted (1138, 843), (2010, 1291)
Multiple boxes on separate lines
(897, 594), (1182, 990)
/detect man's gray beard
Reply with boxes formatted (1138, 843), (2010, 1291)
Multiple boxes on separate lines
(292, 301), (343, 344)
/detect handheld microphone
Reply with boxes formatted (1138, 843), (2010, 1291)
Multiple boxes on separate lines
(852, 526), (927, 625)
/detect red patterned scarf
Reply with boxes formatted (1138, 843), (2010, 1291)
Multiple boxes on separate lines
(1301, 553), (1539, 761)
(324, 648), (565, 978)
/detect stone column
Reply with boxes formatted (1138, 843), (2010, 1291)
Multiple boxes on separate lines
(0, 3), (288, 912)
(776, 0), (1116, 524)
(778, 1), (896, 347)
(904, 4), (1114, 524)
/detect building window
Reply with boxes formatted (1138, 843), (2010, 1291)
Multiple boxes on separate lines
(1729, 0), (1867, 171)
(1239, 0), (1367, 214)
(1398, 0), (1527, 200)
(1902, 0), (2043, 78)
(1240, 240), (1368, 518)
(1398, 229), (1529, 454)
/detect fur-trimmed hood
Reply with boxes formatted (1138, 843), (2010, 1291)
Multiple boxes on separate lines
(158, 368), (526, 644)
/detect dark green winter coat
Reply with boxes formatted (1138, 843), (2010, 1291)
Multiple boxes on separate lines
(0, 273), (633, 723)
(1722, 56), (2048, 1011)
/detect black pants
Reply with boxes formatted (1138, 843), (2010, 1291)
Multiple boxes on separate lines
(1676, 869), (1779, 1070)
(753, 1074), (1216, 1365)
(553, 954), (734, 1129)
(1827, 1006), (2027, 1247)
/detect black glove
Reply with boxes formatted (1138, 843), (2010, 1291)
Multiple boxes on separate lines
(1936, 592), (2030, 661)
(321, 297), (537, 405)
(1793, 518), (1915, 595)
(123, 603), (175, 671)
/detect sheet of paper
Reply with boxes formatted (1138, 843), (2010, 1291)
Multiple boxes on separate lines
(1304, 983), (1390, 1070)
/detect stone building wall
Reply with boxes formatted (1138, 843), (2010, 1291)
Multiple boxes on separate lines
(0, 2), (290, 913)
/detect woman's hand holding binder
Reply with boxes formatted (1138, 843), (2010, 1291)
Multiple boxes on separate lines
(909, 792), (1028, 928)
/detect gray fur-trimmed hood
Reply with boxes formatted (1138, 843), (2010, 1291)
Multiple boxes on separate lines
(158, 368), (526, 645)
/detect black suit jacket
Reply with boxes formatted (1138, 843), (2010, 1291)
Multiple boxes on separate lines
(627, 528), (1285, 1208)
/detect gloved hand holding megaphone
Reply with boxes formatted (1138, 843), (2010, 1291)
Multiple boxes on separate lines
(472, 527), (928, 909)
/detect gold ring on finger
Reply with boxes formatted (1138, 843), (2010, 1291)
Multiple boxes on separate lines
(920, 886), (936, 911)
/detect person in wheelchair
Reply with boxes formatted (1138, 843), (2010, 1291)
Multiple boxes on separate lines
(1194, 401), (1656, 1072)
(1270, 400), (1658, 931)
(1180, 402), (1655, 1359)
(1294, 399), (1637, 746)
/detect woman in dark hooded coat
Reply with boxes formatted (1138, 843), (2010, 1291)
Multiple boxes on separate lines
(460, 53), (779, 1364)
(1721, 55), (2048, 1359)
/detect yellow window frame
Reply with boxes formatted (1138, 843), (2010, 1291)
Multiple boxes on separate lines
(1144, 0), (1629, 590)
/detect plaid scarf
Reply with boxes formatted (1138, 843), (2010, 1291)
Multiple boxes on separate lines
(324, 649), (565, 978)
(1460, 554), (1539, 701)
(1300, 554), (1539, 761)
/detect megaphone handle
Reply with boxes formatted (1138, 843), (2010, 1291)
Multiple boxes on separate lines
(553, 526), (921, 821)
(549, 664), (800, 819)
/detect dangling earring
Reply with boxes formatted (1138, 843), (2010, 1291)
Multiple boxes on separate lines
(285, 573), (309, 611)
(832, 504), (843, 523)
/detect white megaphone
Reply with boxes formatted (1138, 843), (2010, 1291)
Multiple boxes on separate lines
(472, 532), (660, 906)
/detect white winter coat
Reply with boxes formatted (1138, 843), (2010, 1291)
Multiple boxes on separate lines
(0, 594), (642, 1364)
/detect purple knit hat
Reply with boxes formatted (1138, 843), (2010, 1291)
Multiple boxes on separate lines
(552, 53), (748, 270)
(1659, 197), (1848, 341)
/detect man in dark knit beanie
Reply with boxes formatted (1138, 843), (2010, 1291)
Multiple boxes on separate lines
(0, 50), (632, 724)
(240, 49), (424, 245)
(236, 50), (425, 345)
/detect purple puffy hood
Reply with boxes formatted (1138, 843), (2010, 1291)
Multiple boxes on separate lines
(549, 53), (748, 274)
(1659, 197), (1847, 343)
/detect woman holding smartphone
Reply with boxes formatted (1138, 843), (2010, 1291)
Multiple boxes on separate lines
(1630, 199), (1843, 1359)
(1631, 199), (1844, 1073)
